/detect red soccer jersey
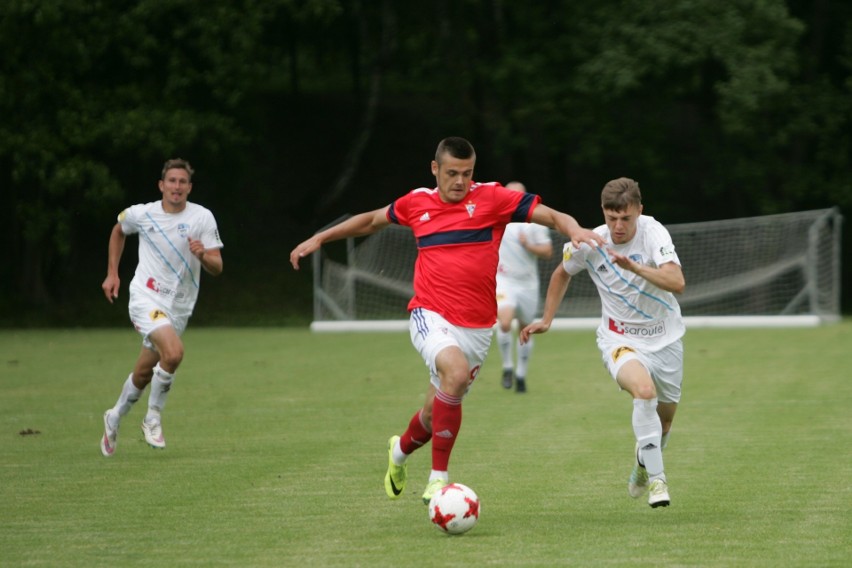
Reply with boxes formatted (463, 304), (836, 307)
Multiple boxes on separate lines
(387, 181), (541, 327)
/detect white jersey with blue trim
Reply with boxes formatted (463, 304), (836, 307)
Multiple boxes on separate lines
(118, 200), (223, 317)
(562, 215), (684, 351)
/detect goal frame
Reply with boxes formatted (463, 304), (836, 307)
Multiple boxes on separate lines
(309, 208), (843, 332)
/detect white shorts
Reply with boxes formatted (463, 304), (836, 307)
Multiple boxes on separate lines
(409, 307), (493, 392)
(596, 334), (684, 404)
(495, 276), (540, 324)
(128, 295), (188, 351)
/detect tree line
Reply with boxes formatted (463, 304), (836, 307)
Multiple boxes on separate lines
(2, 0), (850, 324)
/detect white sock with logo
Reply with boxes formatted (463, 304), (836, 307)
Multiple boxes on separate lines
(632, 398), (665, 480)
(110, 374), (142, 427)
(146, 363), (174, 423)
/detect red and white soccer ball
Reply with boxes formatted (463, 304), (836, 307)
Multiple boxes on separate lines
(428, 483), (481, 535)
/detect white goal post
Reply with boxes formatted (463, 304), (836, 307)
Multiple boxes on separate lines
(309, 208), (843, 332)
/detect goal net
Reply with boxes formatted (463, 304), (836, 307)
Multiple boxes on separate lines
(309, 208), (843, 331)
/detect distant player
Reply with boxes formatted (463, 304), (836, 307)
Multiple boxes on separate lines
(100, 158), (223, 456)
(521, 177), (685, 508)
(290, 137), (604, 504)
(495, 181), (553, 392)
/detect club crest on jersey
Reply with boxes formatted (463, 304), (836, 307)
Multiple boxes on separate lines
(465, 202), (476, 217)
(178, 223), (190, 237)
(629, 254), (643, 264)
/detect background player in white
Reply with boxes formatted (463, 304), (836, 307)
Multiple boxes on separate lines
(495, 181), (553, 392)
(100, 158), (223, 456)
(521, 177), (685, 508)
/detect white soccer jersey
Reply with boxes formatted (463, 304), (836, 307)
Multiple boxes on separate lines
(497, 222), (552, 282)
(118, 201), (223, 317)
(562, 215), (684, 351)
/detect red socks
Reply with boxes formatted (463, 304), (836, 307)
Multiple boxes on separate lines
(399, 410), (432, 454)
(431, 391), (462, 471)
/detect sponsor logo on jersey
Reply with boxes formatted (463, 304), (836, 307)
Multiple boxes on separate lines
(609, 318), (666, 337)
(659, 244), (674, 257)
(146, 277), (184, 300)
(465, 202), (476, 217)
(420, 212), (431, 222)
(597, 263), (608, 273)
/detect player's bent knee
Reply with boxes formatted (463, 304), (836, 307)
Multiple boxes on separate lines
(634, 383), (657, 400)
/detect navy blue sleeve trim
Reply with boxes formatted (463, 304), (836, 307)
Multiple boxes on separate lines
(388, 202), (399, 224)
(418, 228), (492, 248)
(511, 193), (537, 222)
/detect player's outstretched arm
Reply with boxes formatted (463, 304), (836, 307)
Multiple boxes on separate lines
(290, 206), (391, 270)
(520, 265), (572, 344)
(529, 204), (604, 250)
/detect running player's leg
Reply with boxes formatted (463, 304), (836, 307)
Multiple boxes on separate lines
(513, 287), (538, 392)
(385, 389), (434, 499)
(617, 359), (670, 507)
(495, 287), (516, 389)
(140, 325), (184, 448)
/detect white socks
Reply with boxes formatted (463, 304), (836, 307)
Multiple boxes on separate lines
(516, 337), (532, 378)
(632, 398), (665, 479)
(109, 366), (175, 426)
(146, 363), (174, 422)
(496, 328), (534, 377)
(429, 470), (450, 483)
(496, 327), (513, 370)
(392, 439), (408, 466)
(109, 374), (142, 427)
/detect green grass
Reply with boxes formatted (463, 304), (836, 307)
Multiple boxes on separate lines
(1, 323), (851, 567)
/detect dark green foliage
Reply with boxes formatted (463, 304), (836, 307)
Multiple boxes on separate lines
(1, 0), (850, 322)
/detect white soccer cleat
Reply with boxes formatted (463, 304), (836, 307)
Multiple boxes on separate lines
(628, 463), (649, 498)
(101, 411), (119, 457)
(648, 479), (670, 508)
(628, 443), (649, 498)
(141, 419), (166, 449)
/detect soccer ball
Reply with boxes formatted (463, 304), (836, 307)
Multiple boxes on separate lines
(428, 483), (480, 535)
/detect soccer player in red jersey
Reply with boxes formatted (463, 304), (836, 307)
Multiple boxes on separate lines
(290, 137), (603, 504)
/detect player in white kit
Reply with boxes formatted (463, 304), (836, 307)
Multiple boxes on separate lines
(521, 178), (685, 508)
(495, 182), (553, 392)
(99, 158), (223, 456)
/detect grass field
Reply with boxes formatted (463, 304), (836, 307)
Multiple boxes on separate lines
(1, 323), (850, 567)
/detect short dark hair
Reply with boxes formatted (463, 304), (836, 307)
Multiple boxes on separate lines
(601, 177), (641, 211)
(161, 158), (194, 181)
(435, 137), (475, 163)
